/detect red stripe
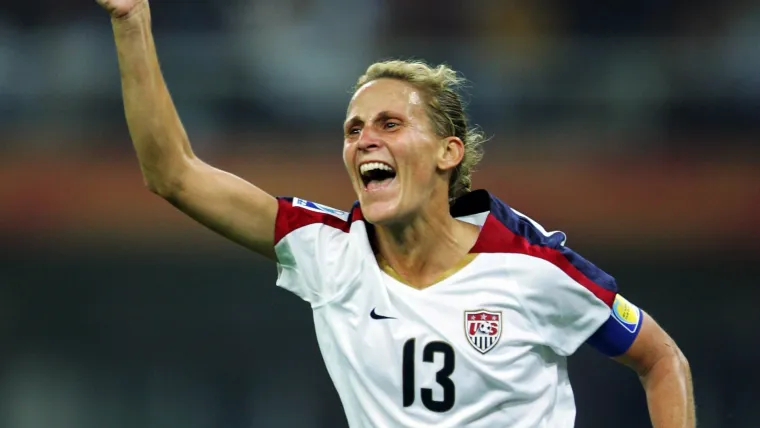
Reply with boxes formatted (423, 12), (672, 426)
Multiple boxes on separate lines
(274, 198), (351, 244)
(472, 215), (616, 307)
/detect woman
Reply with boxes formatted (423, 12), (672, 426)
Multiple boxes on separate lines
(97, 0), (695, 426)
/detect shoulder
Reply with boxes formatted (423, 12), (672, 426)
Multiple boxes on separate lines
(453, 190), (568, 252)
(455, 190), (616, 306)
(274, 197), (359, 244)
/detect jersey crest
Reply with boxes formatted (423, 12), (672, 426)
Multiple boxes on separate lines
(465, 310), (502, 354)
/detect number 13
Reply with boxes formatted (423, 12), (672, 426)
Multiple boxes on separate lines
(402, 338), (456, 412)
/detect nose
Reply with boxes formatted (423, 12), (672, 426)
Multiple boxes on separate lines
(357, 128), (383, 152)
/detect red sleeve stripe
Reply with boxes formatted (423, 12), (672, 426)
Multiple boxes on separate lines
(274, 198), (351, 245)
(471, 215), (617, 307)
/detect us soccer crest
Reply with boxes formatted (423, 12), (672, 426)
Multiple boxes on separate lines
(465, 310), (502, 354)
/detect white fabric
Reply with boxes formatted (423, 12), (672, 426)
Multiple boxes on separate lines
(274, 203), (611, 428)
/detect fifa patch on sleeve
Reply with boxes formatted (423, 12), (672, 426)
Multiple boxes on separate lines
(293, 198), (349, 221)
(612, 294), (641, 333)
(586, 294), (643, 357)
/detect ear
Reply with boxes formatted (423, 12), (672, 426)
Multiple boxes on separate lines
(437, 136), (465, 172)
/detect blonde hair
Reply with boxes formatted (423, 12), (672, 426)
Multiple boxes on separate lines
(353, 60), (486, 200)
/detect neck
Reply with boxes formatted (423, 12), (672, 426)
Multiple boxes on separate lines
(373, 196), (479, 288)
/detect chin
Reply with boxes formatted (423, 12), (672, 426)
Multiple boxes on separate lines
(358, 195), (407, 226)
(355, 176), (415, 225)
(360, 201), (398, 225)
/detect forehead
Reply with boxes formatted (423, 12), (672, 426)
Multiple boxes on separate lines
(347, 78), (426, 120)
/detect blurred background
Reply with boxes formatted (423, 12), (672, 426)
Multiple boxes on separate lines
(0, 0), (758, 427)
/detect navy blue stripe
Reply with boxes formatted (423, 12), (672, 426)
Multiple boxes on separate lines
(487, 193), (618, 293)
(586, 309), (643, 357)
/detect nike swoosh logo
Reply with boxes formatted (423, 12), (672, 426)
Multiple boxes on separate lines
(370, 308), (396, 320)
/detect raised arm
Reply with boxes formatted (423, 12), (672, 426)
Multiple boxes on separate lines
(99, 0), (278, 259)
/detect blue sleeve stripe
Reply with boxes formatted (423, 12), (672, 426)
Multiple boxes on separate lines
(488, 194), (618, 296)
(586, 307), (643, 357)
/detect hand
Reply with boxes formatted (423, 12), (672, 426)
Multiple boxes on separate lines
(96, 0), (147, 19)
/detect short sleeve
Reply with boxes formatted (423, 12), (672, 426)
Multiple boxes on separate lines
(274, 197), (353, 306)
(512, 248), (617, 356)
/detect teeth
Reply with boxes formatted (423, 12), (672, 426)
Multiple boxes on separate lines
(359, 162), (395, 176)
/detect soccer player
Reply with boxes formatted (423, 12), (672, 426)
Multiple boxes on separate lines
(97, 0), (695, 426)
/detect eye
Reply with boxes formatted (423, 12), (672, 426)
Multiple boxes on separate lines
(384, 121), (400, 130)
(347, 127), (361, 136)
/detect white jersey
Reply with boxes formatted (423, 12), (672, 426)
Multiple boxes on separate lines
(273, 190), (638, 427)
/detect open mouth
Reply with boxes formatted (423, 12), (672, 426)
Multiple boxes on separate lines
(359, 162), (397, 191)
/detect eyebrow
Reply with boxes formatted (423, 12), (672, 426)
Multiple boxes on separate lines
(343, 116), (363, 131)
(343, 111), (398, 131)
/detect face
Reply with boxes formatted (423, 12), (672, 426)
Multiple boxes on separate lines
(343, 78), (463, 225)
